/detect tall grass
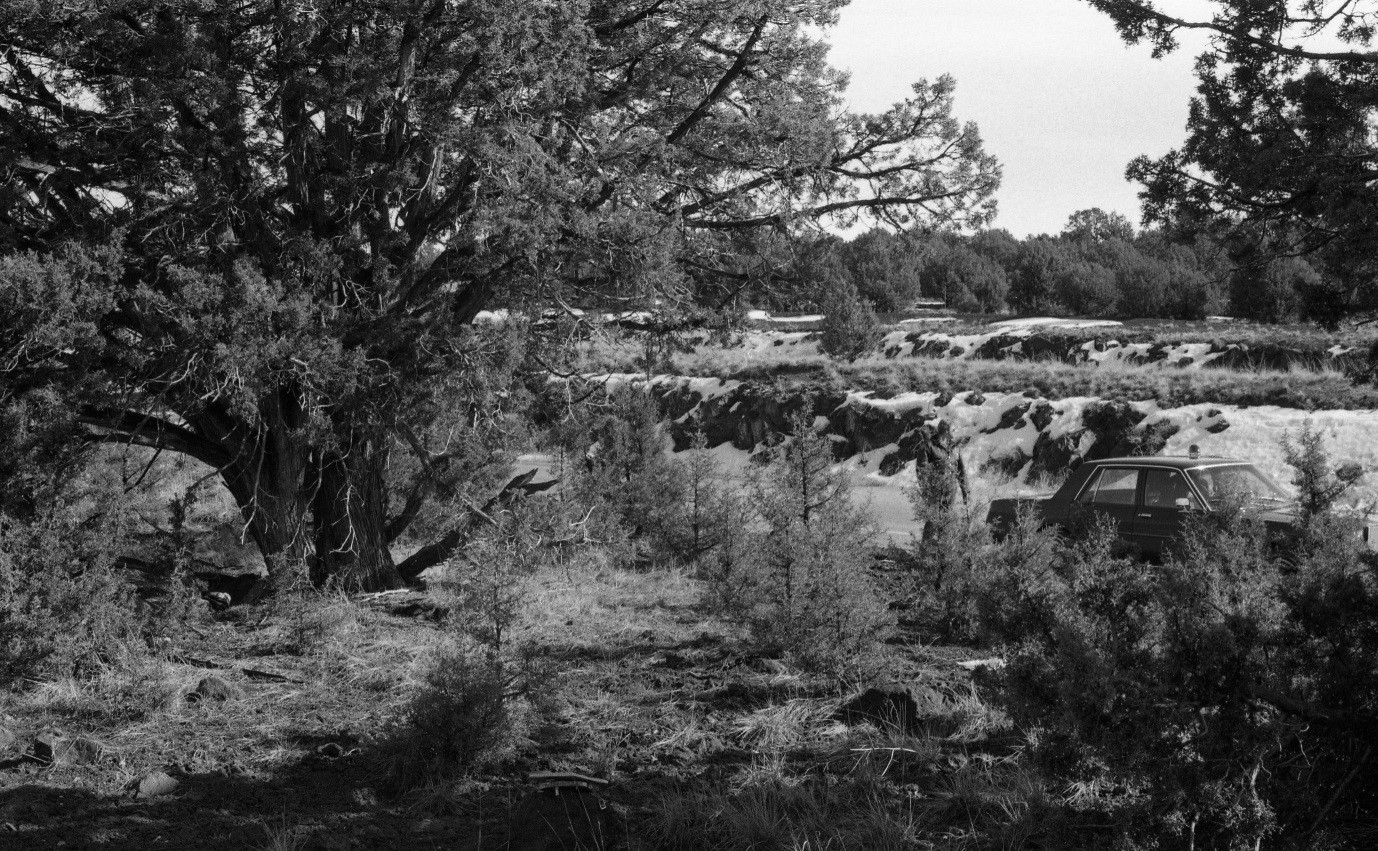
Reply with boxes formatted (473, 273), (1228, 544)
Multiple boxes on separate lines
(838, 356), (1378, 411)
(569, 320), (1378, 410)
(605, 352), (1378, 411)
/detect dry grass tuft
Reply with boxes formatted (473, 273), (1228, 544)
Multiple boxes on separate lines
(12, 654), (192, 727)
(732, 698), (842, 751)
(253, 813), (311, 851)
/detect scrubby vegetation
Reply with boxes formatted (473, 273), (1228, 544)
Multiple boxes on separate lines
(818, 278), (884, 362)
(5, 1), (1378, 848)
(720, 353), (1378, 412)
(7, 361), (1377, 848)
(718, 418), (894, 673)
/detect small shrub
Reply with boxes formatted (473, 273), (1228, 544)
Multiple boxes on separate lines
(0, 510), (146, 683)
(661, 429), (743, 566)
(391, 509), (550, 790)
(272, 582), (359, 656)
(695, 485), (761, 619)
(902, 454), (997, 643)
(397, 641), (533, 785)
(547, 385), (685, 560)
(1282, 420), (1364, 520)
(643, 774), (926, 851)
(439, 513), (540, 654)
(715, 417), (893, 673)
(21, 653), (185, 725)
(983, 513), (1286, 845)
(819, 279), (882, 362)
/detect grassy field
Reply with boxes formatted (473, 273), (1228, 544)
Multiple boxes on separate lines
(570, 317), (1378, 411)
(0, 556), (1034, 850)
(871, 313), (1378, 351)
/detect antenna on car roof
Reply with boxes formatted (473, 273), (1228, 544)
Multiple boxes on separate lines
(1188, 444), (1200, 460)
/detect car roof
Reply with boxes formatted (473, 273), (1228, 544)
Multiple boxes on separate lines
(1085, 456), (1248, 470)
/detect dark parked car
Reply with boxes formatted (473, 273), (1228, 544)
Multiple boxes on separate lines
(986, 451), (1378, 559)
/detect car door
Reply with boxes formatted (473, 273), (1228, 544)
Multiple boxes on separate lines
(1074, 466), (1141, 541)
(1134, 468), (1202, 558)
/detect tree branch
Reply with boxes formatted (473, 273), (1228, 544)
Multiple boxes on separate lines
(77, 407), (231, 469)
(1087, 1), (1378, 62)
(665, 16), (767, 146)
(593, 0), (671, 34)
(396, 469), (557, 581)
(1249, 683), (1378, 735)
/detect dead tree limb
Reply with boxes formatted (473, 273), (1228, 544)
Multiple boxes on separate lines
(396, 469), (557, 582)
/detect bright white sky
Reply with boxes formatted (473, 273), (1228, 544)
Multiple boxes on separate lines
(827, 0), (1214, 237)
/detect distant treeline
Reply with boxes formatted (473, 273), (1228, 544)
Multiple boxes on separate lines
(761, 208), (1347, 325)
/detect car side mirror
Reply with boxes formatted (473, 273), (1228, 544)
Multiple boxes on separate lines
(1175, 497), (1192, 511)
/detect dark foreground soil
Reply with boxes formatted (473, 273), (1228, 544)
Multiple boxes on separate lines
(1, 567), (998, 851)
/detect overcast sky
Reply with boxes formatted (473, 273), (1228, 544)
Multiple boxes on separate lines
(826, 0), (1214, 237)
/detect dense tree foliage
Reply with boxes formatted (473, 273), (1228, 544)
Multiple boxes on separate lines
(919, 238), (1010, 313)
(1086, 0), (1378, 318)
(0, 0), (1000, 590)
(833, 229), (925, 313)
(791, 211), (1235, 319)
(1062, 206), (1135, 243)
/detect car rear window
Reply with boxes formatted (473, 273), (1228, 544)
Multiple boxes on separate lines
(1143, 469), (1200, 510)
(1079, 467), (1139, 506)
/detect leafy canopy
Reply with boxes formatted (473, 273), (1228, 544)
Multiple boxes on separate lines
(1086, 0), (1378, 315)
(0, 0), (1000, 587)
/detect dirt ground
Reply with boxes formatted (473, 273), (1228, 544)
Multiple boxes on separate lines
(0, 561), (1006, 851)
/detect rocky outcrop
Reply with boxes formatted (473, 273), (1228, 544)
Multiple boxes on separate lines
(597, 375), (1229, 484)
(882, 329), (1373, 375)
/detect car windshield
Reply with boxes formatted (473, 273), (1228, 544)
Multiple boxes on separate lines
(1187, 464), (1292, 507)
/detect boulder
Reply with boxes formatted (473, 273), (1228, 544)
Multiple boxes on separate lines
(1027, 430), (1083, 481)
(1027, 400), (1055, 432)
(32, 733), (69, 765)
(1081, 401), (1148, 460)
(189, 676), (240, 704)
(984, 401), (1030, 434)
(70, 738), (103, 765)
(983, 447), (1030, 479)
(835, 687), (919, 733)
(135, 770), (180, 798)
(31, 733), (100, 766)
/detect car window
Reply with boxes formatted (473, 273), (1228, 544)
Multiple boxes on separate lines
(1079, 468), (1140, 506)
(1188, 464), (1291, 506)
(1143, 469), (1200, 509)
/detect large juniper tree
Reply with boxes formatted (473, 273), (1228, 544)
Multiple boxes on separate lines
(0, 0), (1000, 590)
(1086, 0), (1378, 318)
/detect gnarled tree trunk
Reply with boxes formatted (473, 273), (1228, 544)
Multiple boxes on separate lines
(194, 390), (316, 595)
(310, 430), (403, 592)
